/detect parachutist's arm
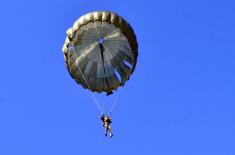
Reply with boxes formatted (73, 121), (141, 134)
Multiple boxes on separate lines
(100, 114), (104, 121)
(109, 118), (112, 124)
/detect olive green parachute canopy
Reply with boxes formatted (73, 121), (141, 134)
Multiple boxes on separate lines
(62, 11), (138, 93)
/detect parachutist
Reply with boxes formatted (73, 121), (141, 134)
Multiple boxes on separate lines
(62, 12), (138, 136)
(100, 114), (113, 138)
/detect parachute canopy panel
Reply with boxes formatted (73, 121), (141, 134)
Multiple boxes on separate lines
(62, 11), (138, 93)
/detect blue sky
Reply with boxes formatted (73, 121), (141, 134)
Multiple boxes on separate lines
(0, 0), (235, 154)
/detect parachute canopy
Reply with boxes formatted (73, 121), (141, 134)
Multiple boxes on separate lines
(62, 11), (138, 93)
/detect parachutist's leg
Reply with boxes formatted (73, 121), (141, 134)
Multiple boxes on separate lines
(110, 133), (113, 138)
(104, 123), (108, 136)
(105, 128), (108, 136)
(108, 126), (113, 138)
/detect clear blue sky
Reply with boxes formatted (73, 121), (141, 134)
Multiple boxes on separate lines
(0, 0), (235, 154)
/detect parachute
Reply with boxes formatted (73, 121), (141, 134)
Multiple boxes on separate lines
(62, 11), (138, 114)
